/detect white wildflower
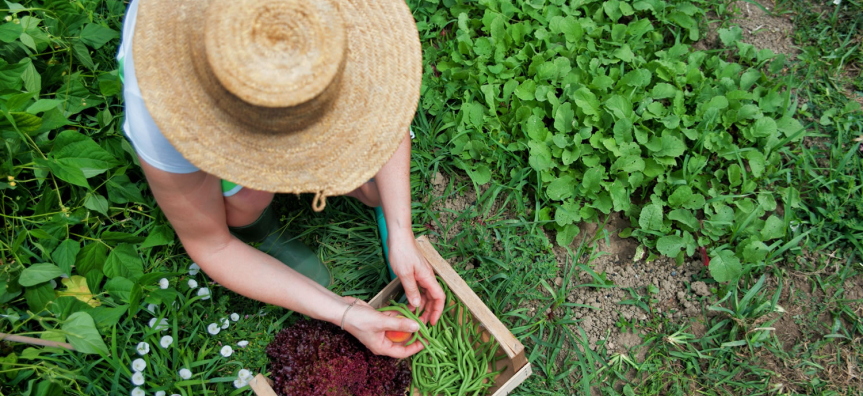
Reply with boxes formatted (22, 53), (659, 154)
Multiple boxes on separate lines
(220, 345), (233, 357)
(230, 313), (240, 322)
(237, 340), (249, 348)
(136, 342), (150, 356)
(149, 318), (169, 331)
(220, 317), (230, 329)
(207, 323), (220, 335)
(197, 287), (210, 300)
(158, 278), (169, 289)
(131, 371), (145, 386)
(233, 378), (248, 389)
(187, 279), (198, 289)
(131, 387), (145, 396)
(188, 263), (200, 276)
(131, 358), (146, 372)
(178, 368), (192, 379)
(155, 392), (166, 396)
(160, 335), (173, 349)
(147, 304), (157, 313)
(238, 369), (252, 381)
(833, 0), (841, 5)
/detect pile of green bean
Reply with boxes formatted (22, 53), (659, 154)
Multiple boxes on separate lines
(378, 280), (505, 396)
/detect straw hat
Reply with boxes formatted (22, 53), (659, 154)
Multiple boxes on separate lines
(133, 0), (422, 211)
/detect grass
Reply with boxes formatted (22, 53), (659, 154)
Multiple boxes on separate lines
(1, 0), (862, 395)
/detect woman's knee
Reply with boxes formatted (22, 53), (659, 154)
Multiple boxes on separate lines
(224, 188), (274, 227)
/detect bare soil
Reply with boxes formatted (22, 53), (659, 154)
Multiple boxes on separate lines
(694, 0), (799, 59)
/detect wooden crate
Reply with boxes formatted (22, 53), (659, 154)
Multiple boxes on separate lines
(250, 236), (532, 396)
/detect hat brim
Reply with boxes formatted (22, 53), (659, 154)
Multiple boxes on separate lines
(133, 0), (421, 197)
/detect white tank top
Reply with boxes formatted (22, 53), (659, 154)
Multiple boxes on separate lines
(117, 0), (199, 174)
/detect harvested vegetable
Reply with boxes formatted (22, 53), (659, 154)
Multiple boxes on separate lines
(266, 319), (411, 396)
(385, 316), (413, 344)
(379, 279), (504, 396)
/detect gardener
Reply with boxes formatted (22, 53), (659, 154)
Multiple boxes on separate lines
(116, 0), (444, 358)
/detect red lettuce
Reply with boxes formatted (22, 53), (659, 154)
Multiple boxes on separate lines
(266, 319), (411, 396)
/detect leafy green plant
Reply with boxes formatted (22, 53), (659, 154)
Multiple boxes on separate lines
(409, 0), (806, 283)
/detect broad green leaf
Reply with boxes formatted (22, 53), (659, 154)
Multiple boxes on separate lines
(101, 231), (146, 244)
(0, 22), (23, 43)
(62, 312), (108, 355)
(751, 117), (777, 138)
(612, 156), (645, 173)
(747, 151), (766, 178)
(71, 41), (95, 70)
(656, 134), (685, 157)
(728, 164), (742, 187)
(650, 83), (677, 99)
(52, 239), (80, 277)
(581, 167), (604, 194)
(555, 223), (580, 246)
(709, 249), (742, 282)
(547, 176), (575, 201)
(515, 79), (537, 101)
(604, 95), (634, 120)
(604, 0), (623, 21)
(742, 240), (770, 263)
(45, 158), (89, 188)
(79, 23), (119, 49)
(571, 88), (601, 116)
(19, 263), (64, 287)
(524, 115), (547, 142)
(26, 99), (61, 114)
(76, 242), (108, 276)
(53, 131), (119, 178)
(718, 26), (742, 47)
(87, 306), (128, 329)
(102, 243), (143, 281)
(560, 16), (584, 42)
(467, 164), (492, 185)
(667, 186), (693, 208)
(657, 235), (686, 257)
(761, 215), (785, 240)
(104, 277), (133, 301)
(0, 61), (27, 90)
(528, 141), (553, 172)
(106, 175), (144, 204)
(554, 102), (574, 133)
(21, 59), (40, 93)
(613, 44), (635, 62)
(555, 201), (581, 226)
(24, 281), (54, 312)
(668, 209), (699, 230)
(639, 203), (663, 231)
(609, 179), (630, 211)
(1, 111), (42, 135)
(84, 194), (109, 216)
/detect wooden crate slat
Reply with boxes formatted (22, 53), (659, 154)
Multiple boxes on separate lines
(416, 236), (526, 369)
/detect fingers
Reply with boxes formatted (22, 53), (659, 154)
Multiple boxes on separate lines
(380, 339), (425, 359)
(381, 314), (420, 333)
(398, 270), (423, 308)
(414, 266), (445, 326)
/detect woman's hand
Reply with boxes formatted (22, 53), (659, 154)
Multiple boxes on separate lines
(341, 297), (425, 358)
(387, 236), (445, 326)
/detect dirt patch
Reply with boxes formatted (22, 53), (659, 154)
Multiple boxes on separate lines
(425, 171), (474, 247)
(694, 0), (798, 59)
(551, 213), (716, 353)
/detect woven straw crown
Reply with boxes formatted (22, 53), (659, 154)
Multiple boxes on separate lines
(134, 0), (422, 210)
